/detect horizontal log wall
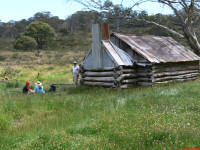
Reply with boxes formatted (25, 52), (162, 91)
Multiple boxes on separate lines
(136, 63), (153, 86)
(80, 60), (199, 88)
(153, 61), (199, 84)
(118, 67), (137, 87)
(80, 65), (137, 88)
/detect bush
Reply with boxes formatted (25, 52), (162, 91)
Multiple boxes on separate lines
(5, 81), (21, 88)
(0, 55), (6, 61)
(1, 67), (21, 77)
(58, 28), (69, 36)
(12, 53), (19, 59)
(14, 35), (37, 51)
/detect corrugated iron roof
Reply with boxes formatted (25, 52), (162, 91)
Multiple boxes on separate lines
(112, 33), (200, 63)
(102, 40), (134, 66)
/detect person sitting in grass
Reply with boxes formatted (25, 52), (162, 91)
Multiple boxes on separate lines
(3, 76), (9, 81)
(34, 81), (45, 94)
(23, 81), (35, 94)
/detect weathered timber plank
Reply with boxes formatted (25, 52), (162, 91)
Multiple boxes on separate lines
(137, 68), (152, 73)
(83, 77), (115, 82)
(137, 77), (153, 82)
(136, 63), (152, 67)
(83, 81), (116, 87)
(155, 76), (197, 84)
(122, 69), (136, 73)
(120, 84), (136, 88)
(116, 74), (137, 82)
(136, 66), (152, 69)
(154, 61), (199, 68)
(137, 72), (152, 77)
(121, 79), (138, 84)
(153, 70), (199, 78)
(153, 66), (199, 73)
(137, 82), (152, 86)
(83, 67), (115, 71)
(153, 73), (199, 82)
(123, 74), (137, 79)
(83, 71), (119, 77)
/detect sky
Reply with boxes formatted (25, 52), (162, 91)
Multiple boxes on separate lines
(0, 0), (174, 23)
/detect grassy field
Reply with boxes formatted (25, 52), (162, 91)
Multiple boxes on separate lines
(0, 61), (200, 149)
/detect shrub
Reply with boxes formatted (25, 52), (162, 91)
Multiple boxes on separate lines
(58, 28), (69, 36)
(5, 80), (21, 88)
(1, 67), (21, 77)
(14, 35), (37, 51)
(12, 53), (19, 59)
(0, 55), (6, 61)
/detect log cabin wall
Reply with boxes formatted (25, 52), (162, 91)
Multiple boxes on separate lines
(152, 61), (200, 84)
(136, 63), (153, 86)
(118, 66), (137, 88)
(80, 65), (137, 88)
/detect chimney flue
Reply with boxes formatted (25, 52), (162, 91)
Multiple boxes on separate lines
(101, 23), (110, 40)
(92, 23), (109, 69)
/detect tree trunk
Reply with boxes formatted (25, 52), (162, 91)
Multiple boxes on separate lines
(183, 27), (200, 55)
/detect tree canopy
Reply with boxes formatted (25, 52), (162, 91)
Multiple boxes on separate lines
(24, 21), (56, 49)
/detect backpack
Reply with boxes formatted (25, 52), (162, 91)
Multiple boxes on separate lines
(48, 84), (56, 93)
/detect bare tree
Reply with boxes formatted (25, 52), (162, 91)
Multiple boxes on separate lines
(67, 0), (200, 55)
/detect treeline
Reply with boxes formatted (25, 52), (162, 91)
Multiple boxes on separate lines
(0, 8), (199, 51)
(0, 10), (179, 39)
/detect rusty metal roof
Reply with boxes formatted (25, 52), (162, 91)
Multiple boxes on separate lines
(112, 33), (200, 63)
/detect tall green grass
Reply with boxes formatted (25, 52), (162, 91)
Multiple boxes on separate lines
(0, 79), (200, 149)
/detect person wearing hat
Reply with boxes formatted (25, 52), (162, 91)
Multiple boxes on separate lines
(3, 76), (9, 81)
(34, 81), (45, 94)
(23, 81), (35, 94)
(71, 61), (80, 87)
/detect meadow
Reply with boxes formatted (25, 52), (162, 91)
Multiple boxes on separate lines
(0, 51), (200, 149)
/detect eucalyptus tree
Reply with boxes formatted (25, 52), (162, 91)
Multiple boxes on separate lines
(68, 0), (200, 55)
(24, 21), (55, 49)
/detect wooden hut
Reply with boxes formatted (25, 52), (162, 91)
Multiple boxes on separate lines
(80, 24), (137, 88)
(110, 33), (200, 86)
(81, 24), (200, 88)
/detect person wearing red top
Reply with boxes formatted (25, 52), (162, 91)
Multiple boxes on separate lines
(23, 81), (35, 94)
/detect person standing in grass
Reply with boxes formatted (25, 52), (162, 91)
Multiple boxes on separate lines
(23, 81), (35, 94)
(34, 81), (45, 94)
(71, 61), (80, 87)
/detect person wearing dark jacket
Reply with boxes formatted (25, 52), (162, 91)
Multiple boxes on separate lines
(23, 81), (35, 94)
